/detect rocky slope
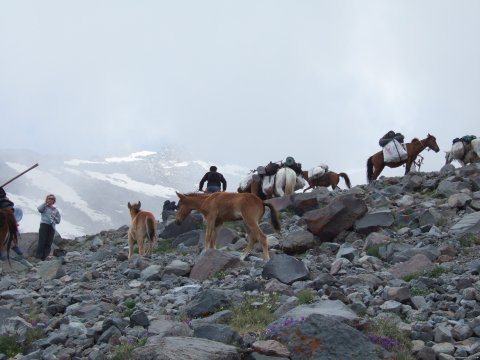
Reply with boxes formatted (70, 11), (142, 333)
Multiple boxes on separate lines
(0, 163), (480, 359)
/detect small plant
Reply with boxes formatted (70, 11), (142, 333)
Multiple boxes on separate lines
(228, 293), (280, 335)
(24, 327), (46, 347)
(122, 299), (136, 317)
(424, 265), (448, 278)
(156, 240), (176, 254)
(212, 270), (227, 280)
(401, 273), (420, 282)
(401, 265), (447, 282)
(410, 286), (431, 297)
(458, 233), (480, 248)
(0, 336), (22, 357)
(296, 288), (316, 305)
(111, 338), (147, 360)
(368, 319), (413, 359)
(365, 244), (382, 258)
(265, 316), (306, 335)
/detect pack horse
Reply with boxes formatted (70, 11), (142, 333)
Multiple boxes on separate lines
(366, 134), (440, 183)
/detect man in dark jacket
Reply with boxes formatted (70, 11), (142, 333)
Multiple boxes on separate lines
(199, 166), (227, 193)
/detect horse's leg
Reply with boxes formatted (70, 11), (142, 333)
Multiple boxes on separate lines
(372, 163), (385, 181)
(204, 216), (220, 249)
(128, 231), (135, 259)
(303, 185), (312, 193)
(137, 231), (145, 256)
(405, 159), (412, 174)
(240, 231), (256, 261)
(330, 173), (339, 190)
(241, 216), (269, 261)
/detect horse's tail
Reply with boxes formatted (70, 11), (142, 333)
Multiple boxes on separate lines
(366, 156), (374, 183)
(339, 173), (352, 189)
(145, 216), (156, 239)
(144, 215), (157, 253)
(264, 203), (281, 232)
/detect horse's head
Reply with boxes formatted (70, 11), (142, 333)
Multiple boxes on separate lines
(426, 134), (440, 153)
(175, 192), (193, 225)
(127, 201), (141, 217)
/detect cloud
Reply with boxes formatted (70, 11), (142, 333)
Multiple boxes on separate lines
(1, 1), (479, 186)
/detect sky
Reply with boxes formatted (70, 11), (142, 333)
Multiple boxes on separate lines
(1, 1), (479, 187)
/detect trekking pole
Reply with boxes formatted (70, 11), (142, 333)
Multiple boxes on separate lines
(0, 163), (39, 188)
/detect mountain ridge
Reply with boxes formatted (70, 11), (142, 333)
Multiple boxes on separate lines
(0, 147), (248, 239)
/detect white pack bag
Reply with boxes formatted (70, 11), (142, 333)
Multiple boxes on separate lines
(308, 164), (329, 179)
(383, 139), (408, 162)
(450, 141), (465, 160)
(262, 175), (275, 198)
(471, 138), (480, 158)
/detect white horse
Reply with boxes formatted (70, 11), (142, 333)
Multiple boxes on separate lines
(272, 167), (305, 197)
(445, 139), (480, 166)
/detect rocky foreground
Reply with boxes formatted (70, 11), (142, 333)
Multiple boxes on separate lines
(1, 163), (480, 360)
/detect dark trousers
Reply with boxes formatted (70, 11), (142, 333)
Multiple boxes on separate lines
(37, 223), (55, 260)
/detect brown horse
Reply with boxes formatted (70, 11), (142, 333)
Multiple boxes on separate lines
(302, 171), (352, 192)
(367, 134), (440, 183)
(175, 192), (280, 260)
(0, 208), (18, 261)
(127, 201), (157, 259)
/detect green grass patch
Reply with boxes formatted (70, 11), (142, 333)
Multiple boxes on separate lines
(212, 270), (227, 280)
(0, 336), (22, 357)
(111, 338), (147, 360)
(228, 293), (280, 336)
(156, 240), (176, 254)
(401, 265), (448, 282)
(368, 319), (413, 360)
(122, 299), (136, 317)
(0, 327), (46, 358)
(410, 286), (431, 297)
(296, 288), (316, 305)
(365, 244), (382, 258)
(458, 233), (480, 248)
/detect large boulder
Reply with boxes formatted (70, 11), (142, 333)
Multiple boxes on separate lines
(303, 194), (367, 241)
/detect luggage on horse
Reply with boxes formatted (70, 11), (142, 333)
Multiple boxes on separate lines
(262, 175), (276, 198)
(308, 164), (329, 180)
(383, 139), (408, 163)
(284, 156), (302, 175)
(461, 135), (477, 144)
(451, 141), (466, 160)
(264, 162), (281, 176)
(379, 131), (405, 147)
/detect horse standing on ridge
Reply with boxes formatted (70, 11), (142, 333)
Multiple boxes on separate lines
(302, 170), (352, 192)
(445, 138), (480, 166)
(366, 134), (440, 183)
(175, 192), (280, 260)
(127, 201), (157, 259)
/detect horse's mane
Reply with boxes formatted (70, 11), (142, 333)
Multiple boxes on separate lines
(411, 138), (420, 143)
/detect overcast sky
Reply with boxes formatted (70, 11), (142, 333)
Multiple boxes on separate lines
(1, 1), (479, 186)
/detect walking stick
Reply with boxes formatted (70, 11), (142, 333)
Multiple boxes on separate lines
(1, 163), (39, 188)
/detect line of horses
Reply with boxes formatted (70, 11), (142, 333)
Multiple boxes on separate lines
(127, 133), (452, 262)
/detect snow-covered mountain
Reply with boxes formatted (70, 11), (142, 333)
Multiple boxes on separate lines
(0, 147), (248, 239)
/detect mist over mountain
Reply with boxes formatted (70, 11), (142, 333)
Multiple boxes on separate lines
(0, 147), (248, 239)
